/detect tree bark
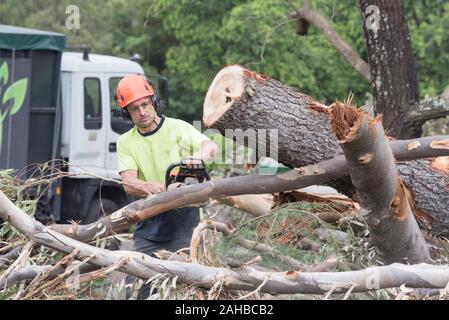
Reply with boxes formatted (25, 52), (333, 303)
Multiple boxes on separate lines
(0, 245), (23, 269)
(0, 265), (53, 289)
(203, 65), (449, 236)
(359, 0), (420, 138)
(203, 65), (339, 167)
(404, 96), (449, 132)
(330, 103), (429, 263)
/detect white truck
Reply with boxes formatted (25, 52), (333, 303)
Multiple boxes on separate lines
(0, 25), (168, 224)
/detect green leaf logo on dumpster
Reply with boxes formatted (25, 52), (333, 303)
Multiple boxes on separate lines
(0, 61), (29, 155)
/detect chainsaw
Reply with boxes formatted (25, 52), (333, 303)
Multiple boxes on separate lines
(165, 158), (210, 190)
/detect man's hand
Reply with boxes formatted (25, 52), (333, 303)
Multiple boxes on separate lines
(144, 182), (164, 194)
(120, 170), (164, 197)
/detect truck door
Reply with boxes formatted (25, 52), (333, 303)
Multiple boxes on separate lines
(68, 73), (107, 176)
(104, 74), (133, 178)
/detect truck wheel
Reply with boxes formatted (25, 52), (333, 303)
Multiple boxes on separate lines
(84, 198), (119, 224)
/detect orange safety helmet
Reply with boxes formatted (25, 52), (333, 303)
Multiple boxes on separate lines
(115, 74), (155, 109)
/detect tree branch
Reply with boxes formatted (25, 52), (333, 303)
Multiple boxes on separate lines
(47, 133), (449, 243)
(2, 192), (449, 294)
(203, 65), (449, 235)
(330, 102), (429, 263)
(0, 242), (33, 287)
(289, 2), (370, 81)
(0, 265), (53, 289)
(405, 96), (449, 133)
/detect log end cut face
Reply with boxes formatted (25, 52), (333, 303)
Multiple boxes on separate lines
(203, 65), (245, 127)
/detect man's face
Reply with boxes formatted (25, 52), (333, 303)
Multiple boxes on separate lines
(126, 96), (156, 129)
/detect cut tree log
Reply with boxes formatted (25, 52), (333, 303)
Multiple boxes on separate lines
(215, 194), (274, 217)
(330, 102), (429, 263)
(203, 65), (449, 236)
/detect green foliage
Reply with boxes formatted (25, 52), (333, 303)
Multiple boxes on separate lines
(0, 169), (41, 240)
(213, 200), (380, 271)
(0, 286), (18, 300)
(405, 0), (449, 97)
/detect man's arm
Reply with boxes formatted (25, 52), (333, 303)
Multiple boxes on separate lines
(120, 170), (165, 197)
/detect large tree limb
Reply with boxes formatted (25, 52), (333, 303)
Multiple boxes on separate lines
(47, 132), (449, 243)
(405, 96), (449, 132)
(330, 103), (429, 263)
(203, 65), (449, 236)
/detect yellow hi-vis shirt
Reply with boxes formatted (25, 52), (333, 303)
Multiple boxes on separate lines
(117, 116), (210, 183)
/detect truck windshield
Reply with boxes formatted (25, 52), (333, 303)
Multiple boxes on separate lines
(109, 77), (133, 134)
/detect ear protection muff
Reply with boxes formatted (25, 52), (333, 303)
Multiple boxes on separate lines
(120, 106), (132, 120)
(114, 94), (132, 121)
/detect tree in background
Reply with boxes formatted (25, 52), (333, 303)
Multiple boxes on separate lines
(360, 0), (419, 138)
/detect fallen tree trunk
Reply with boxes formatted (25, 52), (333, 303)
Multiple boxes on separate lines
(48, 133), (449, 243)
(2, 191), (449, 295)
(203, 65), (449, 236)
(330, 103), (429, 263)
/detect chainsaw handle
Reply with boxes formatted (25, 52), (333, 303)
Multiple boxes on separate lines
(165, 161), (180, 190)
(185, 158), (210, 181)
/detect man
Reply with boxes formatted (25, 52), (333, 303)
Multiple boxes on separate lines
(115, 74), (217, 297)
